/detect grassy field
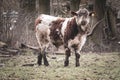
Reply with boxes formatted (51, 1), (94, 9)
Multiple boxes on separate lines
(0, 50), (120, 80)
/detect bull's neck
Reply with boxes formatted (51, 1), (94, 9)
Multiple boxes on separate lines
(64, 17), (85, 43)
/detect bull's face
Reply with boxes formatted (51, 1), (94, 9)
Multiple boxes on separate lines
(71, 8), (94, 31)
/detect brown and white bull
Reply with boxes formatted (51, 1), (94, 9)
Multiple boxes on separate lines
(35, 8), (94, 67)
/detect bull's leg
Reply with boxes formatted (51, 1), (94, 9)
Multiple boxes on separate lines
(43, 48), (49, 66)
(37, 52), (42, 65)
(43, 52), (49, 66)
(64, 48), (71, 67)
(36, 32), (43, 66)
(75, 50), (80, 67)
(74, 35), (86, 67)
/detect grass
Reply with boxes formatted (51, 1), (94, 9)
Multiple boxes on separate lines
(0, 50), (120, 80)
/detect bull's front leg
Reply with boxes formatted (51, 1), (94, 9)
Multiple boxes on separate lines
(74, 35), (86, 67)
(64, 48), (71, 67)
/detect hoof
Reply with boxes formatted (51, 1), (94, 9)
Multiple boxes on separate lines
(64, 64), (68, 67)
(76, 63), (80, 67)
(37, 58), (42, 66)
(44, 62), (49, 66)
(37, 62), (42, 66)
(44, 63), (49, 66)
(64, 61), (69, 67)
(37, 54), (42, 66)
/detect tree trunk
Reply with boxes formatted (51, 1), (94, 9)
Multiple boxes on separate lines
(81, 0), (108, 52)
(36, 0), (39, 14)
(39, 0), (50, 14)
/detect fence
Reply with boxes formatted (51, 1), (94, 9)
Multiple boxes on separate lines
(0, 10), (18, 45)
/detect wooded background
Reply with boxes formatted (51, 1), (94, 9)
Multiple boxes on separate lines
(0, 0), (120, 52)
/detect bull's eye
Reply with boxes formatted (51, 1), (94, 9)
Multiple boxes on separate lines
(81, 21), (87, 26)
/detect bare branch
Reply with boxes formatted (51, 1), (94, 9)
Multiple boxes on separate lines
(87, 18), (105, 36)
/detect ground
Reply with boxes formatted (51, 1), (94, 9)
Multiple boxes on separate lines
(0, 49), (120, 80)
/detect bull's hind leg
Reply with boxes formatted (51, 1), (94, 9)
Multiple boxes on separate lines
(43, 48), (49, 66)
(36, 32), (43, 66)
(37, 47), (49, 66)
(37, 52), (42, 65)
(75, 50), (80, 67)
(64, 48), (71, 66)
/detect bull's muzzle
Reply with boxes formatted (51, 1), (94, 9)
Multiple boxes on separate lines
(81, 20), (87, 26)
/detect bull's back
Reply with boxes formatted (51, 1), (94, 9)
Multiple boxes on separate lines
(36, 14), (59, 27)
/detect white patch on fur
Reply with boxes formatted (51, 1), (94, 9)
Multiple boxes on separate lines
(36, 14), (59, 46)
(35, 22), (51, 51)
(61, 18), (73, 36)
(38, 14), (59, 28)
(67, 34), (87, 54)
(78, 34), (87, 52)
(80, 17), (90, 31)
(68, 36), (80, 49)
(76, 16), (83, 25)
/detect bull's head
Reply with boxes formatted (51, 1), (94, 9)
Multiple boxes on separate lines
(71, 8), (95, 31)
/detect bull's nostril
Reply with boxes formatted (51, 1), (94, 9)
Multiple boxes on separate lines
(81, 21), (86, 25)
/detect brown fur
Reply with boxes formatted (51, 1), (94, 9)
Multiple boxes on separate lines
(64, 18), (85, 43)
(49, 19), (65, 47)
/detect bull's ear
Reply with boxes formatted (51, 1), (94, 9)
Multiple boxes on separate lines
(71, 11), (78, 16)
(89, 11), (95, 16)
